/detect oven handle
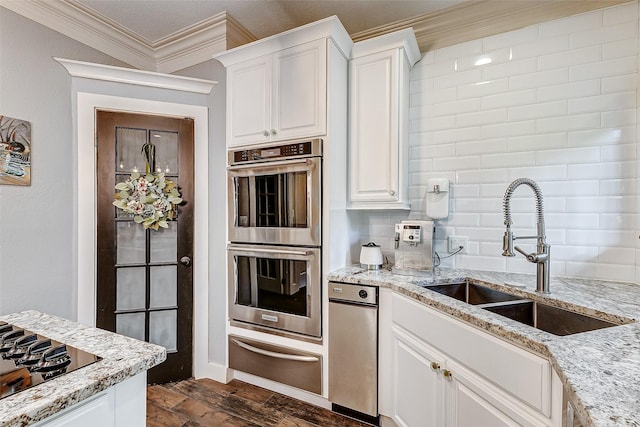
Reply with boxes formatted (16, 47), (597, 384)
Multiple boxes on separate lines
(227, 157), (312, 171)
(230, 338), (319, 362)
(227, 244), (311, 257)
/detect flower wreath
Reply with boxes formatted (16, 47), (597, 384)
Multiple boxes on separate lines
(113, 142), (182, 230)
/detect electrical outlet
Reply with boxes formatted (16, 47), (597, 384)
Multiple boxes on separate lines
(448, 236), (468, 254)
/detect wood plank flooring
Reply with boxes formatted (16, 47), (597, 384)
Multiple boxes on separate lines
(147, 378), (371, 427)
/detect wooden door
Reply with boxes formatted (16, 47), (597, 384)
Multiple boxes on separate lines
(96, 110), (194, 384)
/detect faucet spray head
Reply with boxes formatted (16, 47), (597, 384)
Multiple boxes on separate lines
(502, 229), (515, 257)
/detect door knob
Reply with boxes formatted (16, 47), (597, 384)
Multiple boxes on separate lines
(180, 256), (192, 266)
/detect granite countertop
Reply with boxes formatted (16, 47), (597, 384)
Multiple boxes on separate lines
(0, 311), (166, 427)
(328, 266), (640, 427)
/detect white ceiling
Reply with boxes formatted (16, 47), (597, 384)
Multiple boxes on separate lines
(75, 0), (468, 43)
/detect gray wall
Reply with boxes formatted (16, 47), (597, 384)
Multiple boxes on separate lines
(0, 8), (127, 318)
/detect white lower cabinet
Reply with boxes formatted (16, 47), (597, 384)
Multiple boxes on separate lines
(34, 373), (147, 427)
(381, 292), (563, 427)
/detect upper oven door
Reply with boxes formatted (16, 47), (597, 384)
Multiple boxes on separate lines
(228, 156), (321, 246)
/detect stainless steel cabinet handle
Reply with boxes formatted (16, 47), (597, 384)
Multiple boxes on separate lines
(271, 129), (277, 135)
(180, 256), (192, 266)
(389, 190), (396, 196)
(262, 130), (270, 137)
(231, 338), (318, 362)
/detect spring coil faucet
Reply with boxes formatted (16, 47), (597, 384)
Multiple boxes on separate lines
(502, 178), (551, 293)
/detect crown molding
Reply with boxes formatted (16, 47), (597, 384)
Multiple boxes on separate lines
(1, 0), (256, 73)
(54, 57), (218, 94)
(351, 0), (633, 53)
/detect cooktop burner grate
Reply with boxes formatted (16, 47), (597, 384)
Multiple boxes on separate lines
(0, 321), (101, 400)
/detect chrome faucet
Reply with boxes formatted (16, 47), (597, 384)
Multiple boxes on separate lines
(502, 178), (551, 293)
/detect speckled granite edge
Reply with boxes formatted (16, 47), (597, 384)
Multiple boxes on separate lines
(0, 311), (166, 427)
(328, 266), (640, 427)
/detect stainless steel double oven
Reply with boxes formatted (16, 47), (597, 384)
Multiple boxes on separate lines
(227, 139), (322, 338)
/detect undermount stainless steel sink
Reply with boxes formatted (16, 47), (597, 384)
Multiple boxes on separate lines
(425, 282), (624, 336)
(426, 282), (522, 305)
(482, 300), (620, 336)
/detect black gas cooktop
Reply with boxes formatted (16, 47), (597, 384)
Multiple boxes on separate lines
(0, 321), (101, 400)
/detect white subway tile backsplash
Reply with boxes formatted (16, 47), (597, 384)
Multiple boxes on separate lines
(511, 35), (571, 60)
(509, 68), (569, 91)
(537, 45), (601, 71)
(455, 138), (507, 156)
(603, 38), (639, 60)
(507, 133), (567, 152)
(507, 164), (567, 181)
(456, 108), (507, 127)
(482, 25), (539, 51)
(456, 168), (509, 184)
(569, 56), (637, 81)
(539, 9), (602, 38)
(570, 21), (638, 49)
(457, 78), (509, 99)
(535, 146), (600, 165)
(455, 48), (512, 71)
(567, 196), (634, 213)
(508, 100), (567, 121)
(603, 1), (639, 24)
(480, 152), (535, 169)
(412, 114), (456, 132)
(432, 126), (482, 144)
(600, 143), (636, 162)
(568, 126), (636, 147)
(535, 112), (600, 133)
(481, 58), (537, 80)
(568, 91), (636, 114)
(537, 79), (600, 102)
(601, 109), (637, 128)
(433, 68), (482, 89)
(481, 89), (537, 110)
(357, 3), (639, 282)
(601, 74), (637, 94)
(600, 213), (635, 230)
(545, 213), (600, 229)
(481, 120), (536, 139)
(599, 178), (636, 195)
(567, 161), (635, 179)
(433, 39), (483, 61)
(432, 155), (482, 171)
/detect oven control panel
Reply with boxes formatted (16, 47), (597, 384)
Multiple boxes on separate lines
(231, 140), (317, 164)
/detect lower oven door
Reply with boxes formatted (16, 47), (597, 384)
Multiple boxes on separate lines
(227, 244), (321, 337)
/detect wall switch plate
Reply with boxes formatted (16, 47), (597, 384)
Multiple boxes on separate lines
(448, 236), (468, 254)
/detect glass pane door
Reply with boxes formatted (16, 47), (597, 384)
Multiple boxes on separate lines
(114, 127), (180, 352)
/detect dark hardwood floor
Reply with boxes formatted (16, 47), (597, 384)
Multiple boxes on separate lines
(147, 378), (371, 427)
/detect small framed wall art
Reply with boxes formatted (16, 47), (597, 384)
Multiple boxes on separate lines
(0, 115), (31, 186)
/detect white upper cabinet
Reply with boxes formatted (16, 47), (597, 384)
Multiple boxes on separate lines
(215, 17), (351, 147)
(347, 28), (421, 210)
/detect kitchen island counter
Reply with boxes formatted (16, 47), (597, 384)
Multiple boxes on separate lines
(328, 267), (640, 427)
(0, 311), (165, 427)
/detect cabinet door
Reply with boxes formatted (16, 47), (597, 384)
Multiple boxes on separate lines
(348, 49), (401, 206)
(391, 326), (444, 427)
(272, 39), (327, 141)
(444, 359), (550, 427)
(227, 55), (272, 146)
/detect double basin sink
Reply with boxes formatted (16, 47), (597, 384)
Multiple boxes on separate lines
(425, 281), (624, 336)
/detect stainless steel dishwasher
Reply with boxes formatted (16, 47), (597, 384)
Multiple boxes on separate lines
(328, 281), (379, 423)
